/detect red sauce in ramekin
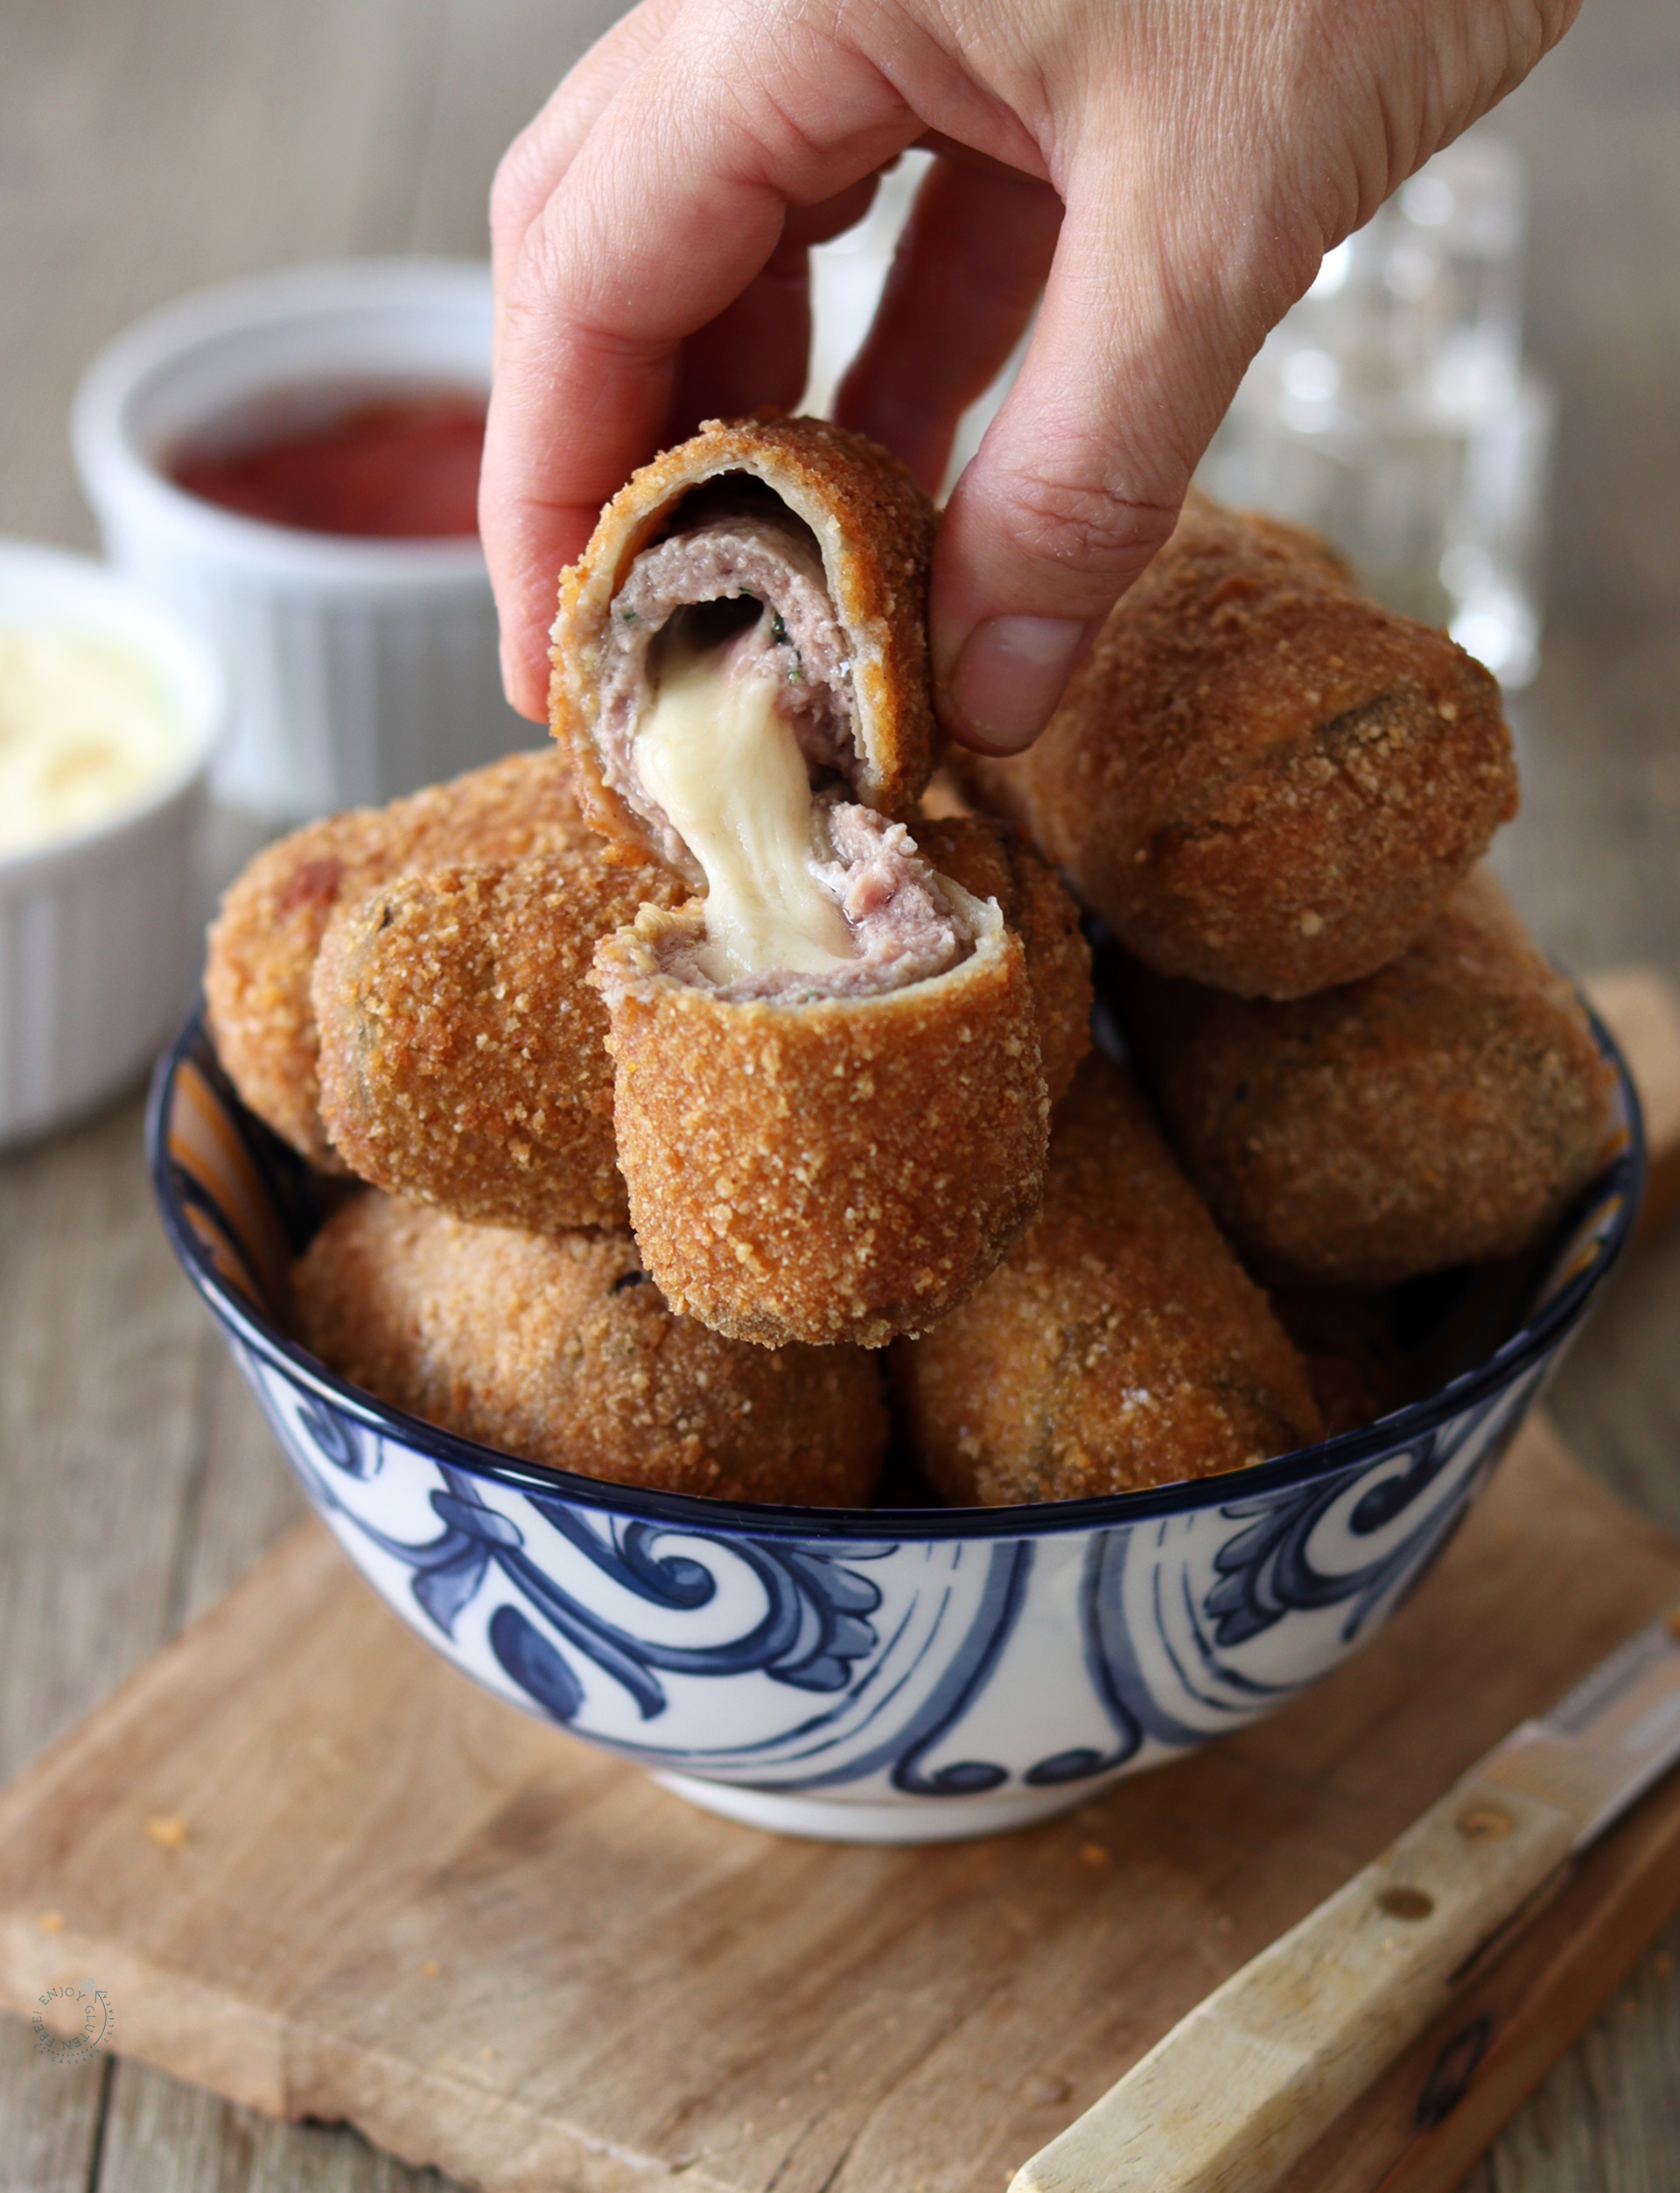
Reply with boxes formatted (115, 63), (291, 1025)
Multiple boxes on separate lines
(170, 389), (486, 539)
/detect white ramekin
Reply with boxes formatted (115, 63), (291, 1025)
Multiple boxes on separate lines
(73, 259), (540, 823)
(0, 543), (223, 1146)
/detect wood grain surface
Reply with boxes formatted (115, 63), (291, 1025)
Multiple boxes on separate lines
(2, 1417), (1678, 2193)
(0, 0), (1676, 2188)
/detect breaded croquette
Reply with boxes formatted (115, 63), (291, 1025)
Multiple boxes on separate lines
(909, 814), (1092, 1104)
(556, 417), (1051, 1347)
(1116, 870), (1616, 1288)
(956, 493), (1518, 998)
(593, 891), (1048, 1349)
(891, 1054), (1323, 1504)
(312, 851), (687, 1232)
(205, 749), (591, 1167)
(1269, 1289), (1411, 1437)
(292, 1192), (889, 1504)
(551, 411), (939, 862)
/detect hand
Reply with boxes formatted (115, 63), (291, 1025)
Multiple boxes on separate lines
(483, 0), (1577, 750)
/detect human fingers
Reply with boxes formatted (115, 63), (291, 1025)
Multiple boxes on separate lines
(489, 0), (684, 361)
(482, 8), (929, 718)
(665, 175), (888, 438)
(928, 114), (1323, 756)
(927, 0), (1590, 758)
(833, 154), (1061, 494)
(664, 241), (813, 440)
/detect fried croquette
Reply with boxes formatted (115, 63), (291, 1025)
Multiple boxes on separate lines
(291, 1192), (888, 1504)
(1269, 1289), (1410, 1437)
(550, 410), (964, 1007)
(908, 814), (1092, 1104)
(312, 850), (688, 1231)
(205, 749), (592, 1167)
(547, 417), (1053, 1349)
(592, 891), (1049, 1349)
(551, 412), (939, 865)
(956, 492), (1518, 998)
(1116, 870), (1617, 1289)
(891, 1054), (1324, 1504)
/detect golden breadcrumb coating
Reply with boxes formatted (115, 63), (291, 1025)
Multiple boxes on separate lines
(292, 1193), (888, 1504)
(1116, 870), (1617, 1288)
(891, 1054), (1324, 1504)
(205, 749), (591, 1167)
(312, 851), (688, 1231)
(551, 411), (939, 858)
(592, 896), (1050, 1348)
(956, 492), (1517, 998)
(1269, 1290), (1410, 1438)
(909, 814), (1092, 1104)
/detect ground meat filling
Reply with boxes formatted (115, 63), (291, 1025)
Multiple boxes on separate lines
(598, 502), (856, 865)
(657, 802), (977, 1003)
(599, 491), (976, 1005)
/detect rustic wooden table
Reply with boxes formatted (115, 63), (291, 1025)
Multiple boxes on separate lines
(1, 2), (1676, 2188)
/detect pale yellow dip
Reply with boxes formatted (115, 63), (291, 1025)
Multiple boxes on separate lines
(0, 628), (188, 857)
(635, 637), (851, 984)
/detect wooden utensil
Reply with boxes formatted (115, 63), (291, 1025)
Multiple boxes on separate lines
(1011, 1602), (1680, 2193)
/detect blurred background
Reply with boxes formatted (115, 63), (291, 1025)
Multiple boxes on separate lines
(1, 0), (1677, 2186)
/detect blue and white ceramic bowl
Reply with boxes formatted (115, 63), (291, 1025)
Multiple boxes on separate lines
(150, 1005), (1644, 1843)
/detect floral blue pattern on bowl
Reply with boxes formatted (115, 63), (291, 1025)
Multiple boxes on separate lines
(149, 1005), (1643, 1842)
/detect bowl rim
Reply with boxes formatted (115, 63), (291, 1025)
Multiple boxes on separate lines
(149, 998), (1647, 1545)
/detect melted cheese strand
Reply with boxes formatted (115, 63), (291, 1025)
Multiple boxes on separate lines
(636, 635), (853, 982)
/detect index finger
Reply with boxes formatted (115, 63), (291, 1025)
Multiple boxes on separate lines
(480, 5), (947, 716)
(490, 0), (685, 364)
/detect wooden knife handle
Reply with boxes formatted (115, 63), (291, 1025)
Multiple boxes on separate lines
(1009, 1774), (1579, 2193)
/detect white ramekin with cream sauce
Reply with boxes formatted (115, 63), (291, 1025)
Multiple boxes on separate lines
(72, 259), (538, 824)
(0, 542), (222, 1145)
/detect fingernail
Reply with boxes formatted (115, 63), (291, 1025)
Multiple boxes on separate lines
(942, 616), (1093, 753)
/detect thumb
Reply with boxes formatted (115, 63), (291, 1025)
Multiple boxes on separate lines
(930, 161), (1316, 754)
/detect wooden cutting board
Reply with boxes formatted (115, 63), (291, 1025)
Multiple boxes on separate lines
(3, 1419), (1679, 2193)
(2, 969), (1676, 2193)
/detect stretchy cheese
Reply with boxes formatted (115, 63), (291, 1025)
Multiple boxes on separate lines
(561, 417), (1052, 1349)
(634, 627), (852, 983)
